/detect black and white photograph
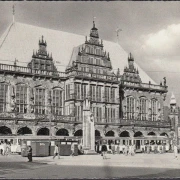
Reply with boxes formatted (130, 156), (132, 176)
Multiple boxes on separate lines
(0, 1), (180, 179)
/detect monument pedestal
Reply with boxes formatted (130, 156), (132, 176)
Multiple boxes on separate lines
(84, 149), (98, 155)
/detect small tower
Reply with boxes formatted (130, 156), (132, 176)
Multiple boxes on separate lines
(90, 21), (99, 39)
(170, 92), (177, 112)
(128, 53), (134, 70)
(169, 92), (179, 145)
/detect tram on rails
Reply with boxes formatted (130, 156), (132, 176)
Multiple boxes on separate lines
(96, 136), (173, 153)
(0, 135), (82, 154)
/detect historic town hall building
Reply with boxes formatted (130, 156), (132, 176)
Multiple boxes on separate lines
(0, 19), (171, 139)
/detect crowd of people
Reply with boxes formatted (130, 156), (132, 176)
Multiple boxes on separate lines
(0, 141), (11, 156)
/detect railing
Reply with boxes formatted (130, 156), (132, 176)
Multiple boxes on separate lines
(0, 63), (66, 78)
(67, 70), (118, 82)
(121, 119), (170, 127)
(122, 81), (167, 92)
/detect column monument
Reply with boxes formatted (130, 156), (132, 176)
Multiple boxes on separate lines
(82, 98), (96, 154)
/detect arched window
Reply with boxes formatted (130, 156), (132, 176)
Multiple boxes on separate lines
(16, 84), (27, 113)
(126, 96), (135, 119)
(151, 99), (157, 121)
(0, 83), (8, 112)
(139, 97), (147, 120)
(35, 87), (45, 114)
(52, 88), (63, 115)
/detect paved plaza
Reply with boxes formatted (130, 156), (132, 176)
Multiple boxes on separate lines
(0, 153), (180, 178)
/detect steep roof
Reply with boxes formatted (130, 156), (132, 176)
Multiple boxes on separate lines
(0, 22), (156, 84)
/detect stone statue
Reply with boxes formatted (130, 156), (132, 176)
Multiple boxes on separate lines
(157, 109), (161, 120)
(163, 77), (166, 86)
(11, 86), (16, 112)
(123, 105), (127, 119)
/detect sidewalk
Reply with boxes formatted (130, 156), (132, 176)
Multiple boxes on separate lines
(0, 153), (180, 169)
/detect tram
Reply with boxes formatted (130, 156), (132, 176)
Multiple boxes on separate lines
(0, 135), (81, 154)
(96, 136), (173, 153)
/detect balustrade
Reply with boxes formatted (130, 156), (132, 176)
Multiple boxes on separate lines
(122, 81), (167, 92)
(0, 63), (66, 78)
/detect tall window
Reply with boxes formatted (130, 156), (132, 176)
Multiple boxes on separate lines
(151, 99), (157, 121)
(86, 46), (90, 53)
(126, 96), (135, 119)
(139, 97), (147, 120)
(0, 83), (8, 112)
(89, 57), (93, 64)
(96, 86), (101, 101)
(75, 83), (81, 99)
(111, 88), (116, 103)
(66, 84), (70, 100)
(90, 47), (93, 54)
(75, 105), (82, 121)
(111, 108), (116, 121)
(90, 85), (96, 101)
(105, 87), (110, 102)
(81, 84), (86, 99)
(95, 107), (102, 122)
(16, 85), (27, 113)
(35, 88), (45, 114)
(107, 108), (111, 122)
(52, 89), (63, 115)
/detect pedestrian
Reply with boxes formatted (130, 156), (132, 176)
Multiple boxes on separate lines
(111, 143), (115, 155)
(27, 146), (32, 162)
(128, 145), (132, 155)
(53, 144), (60, 159)
(116, 144), (120, 154)
(174, 145), (178, 160)
(5, 142), (11, 156)
(71, 143), (75, 157)
(101, 144), (107, 159)
(122, 144), (125, 154)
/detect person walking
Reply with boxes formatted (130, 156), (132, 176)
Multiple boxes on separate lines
(111, 143), (115, 155)
(101, 144), (107, 159)
(122, 144), (125, 154)
(53, 144), (60, 159)
(27, 146), (32, 162)
(71, 143), (75, 157)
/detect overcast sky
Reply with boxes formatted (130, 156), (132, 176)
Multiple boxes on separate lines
(0, 1), (180, 105)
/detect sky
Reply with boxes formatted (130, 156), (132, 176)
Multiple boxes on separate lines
(0, 1), (180, 105)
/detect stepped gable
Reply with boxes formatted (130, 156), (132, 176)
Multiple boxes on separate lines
(28, 35), (58, 73)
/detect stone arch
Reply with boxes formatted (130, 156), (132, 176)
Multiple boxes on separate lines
(0, 126), (12, 135)
(134, 131), (143, 137)
(56, 128), (69, 136)
(160, 132), (169, 137)
(17, 126), (32, 135)
(37, 127), (49, 136)
(105, 130), (115, 137)
(74, 129), (83, 136)
(95, 130), (101, 137)
(147, 131), (156, 136)
(119, 131), (130, 137)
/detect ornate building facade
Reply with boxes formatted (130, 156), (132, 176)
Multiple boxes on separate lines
(0, 21), (171, 139)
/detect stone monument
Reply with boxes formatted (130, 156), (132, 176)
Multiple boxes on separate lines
(82, 98), (96, 154)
